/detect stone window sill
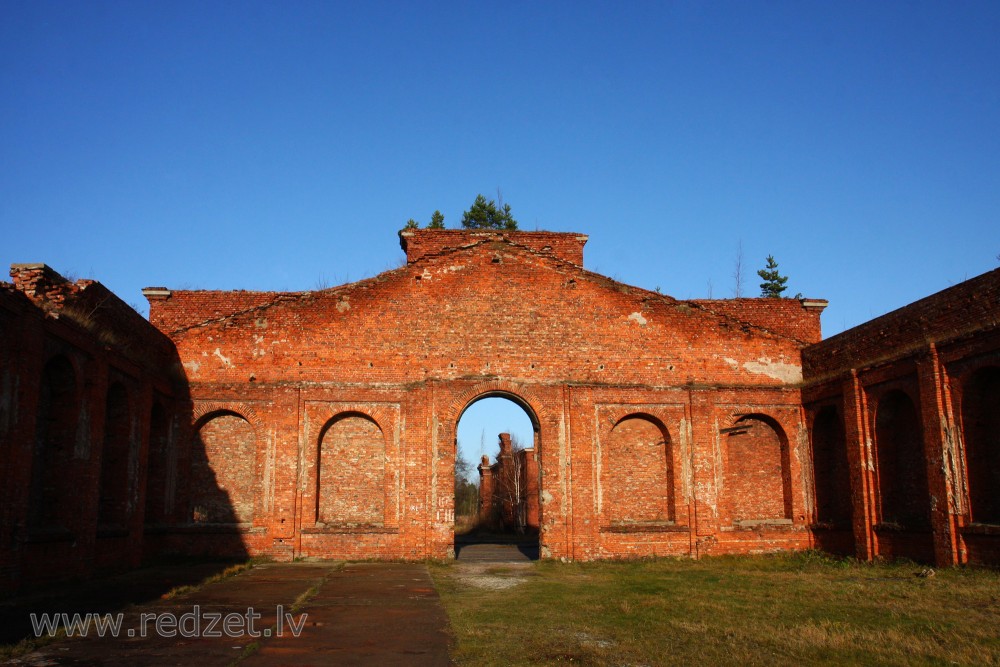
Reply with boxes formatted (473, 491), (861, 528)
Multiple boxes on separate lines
(724, 519), (795, 531)
(961, 523), (1000, 536)
(96, 525), (130, 539)
(600, 522), (687, 534)
(173, 523), (267, 535)
(302, 525), (399, 535)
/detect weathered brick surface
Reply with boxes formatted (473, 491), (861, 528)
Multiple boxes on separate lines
(0, 266), (193, 595)
(317, 415), (387, 527)
(802, 267), (1000, 566)
(399, 229), (588, 266)
(142, 230), (823, 563)
(603, 416), (673, 525)
(192, 412), (257, 524)
(723, 417), (789, 524)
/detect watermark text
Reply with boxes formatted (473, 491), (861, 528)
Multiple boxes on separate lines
(30, 605), (307, 640)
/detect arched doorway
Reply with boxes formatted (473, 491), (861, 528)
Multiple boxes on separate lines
(454, 393), (540, 560)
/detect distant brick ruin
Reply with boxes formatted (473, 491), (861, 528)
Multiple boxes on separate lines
(1, 229), (998, 594)
(477, 433), (540, 533)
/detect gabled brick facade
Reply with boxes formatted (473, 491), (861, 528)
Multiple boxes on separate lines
(141, 229), (826, 563)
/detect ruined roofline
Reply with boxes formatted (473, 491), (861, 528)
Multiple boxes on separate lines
(813, 265), (1000, 348)
(803, 265), (1000, 378)
(145, 236), (824, 345)
(142, 269), (409, 334)
(399, 228), (589, 266)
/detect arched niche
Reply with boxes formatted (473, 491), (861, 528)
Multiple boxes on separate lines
(724, 414), (792, 524)
(316, 412), (387, 527)
(190, 410), (256, 524)
(874, 389), (930, 529)
(602, 414), (674, 525)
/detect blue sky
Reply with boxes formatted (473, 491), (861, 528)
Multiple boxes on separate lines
(3, 2), (998, 470)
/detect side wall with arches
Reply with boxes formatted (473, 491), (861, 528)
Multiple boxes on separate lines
(803, 266), (1000, 566)
(0, 266), (190, 595)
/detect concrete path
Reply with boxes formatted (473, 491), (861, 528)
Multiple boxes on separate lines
(7, 562), (451, 666)
(454, 538), (539, 562)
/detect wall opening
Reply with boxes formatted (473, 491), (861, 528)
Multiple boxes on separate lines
(30, 355), (79, 534)
(455, 394), (539, 560)
(811, 406), (853, 527)
(962, 366), (1000, 525)
(145, 400), (171, 523)
(98, 382), (132, 530)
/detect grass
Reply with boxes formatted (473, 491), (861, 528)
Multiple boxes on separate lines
(0, 632), (65, 661)
(431, 551), (1000, 666)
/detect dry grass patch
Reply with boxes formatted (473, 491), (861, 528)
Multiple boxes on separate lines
(431, 552), (1000, 666)
(162, 560), (255, 600)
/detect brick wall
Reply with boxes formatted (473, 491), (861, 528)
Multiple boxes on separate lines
(723, 417), (790, 525)
(317, 415), (387, 527)
(144, 230), (823, 562)
(191, 412), (257, 524)
(602, 416), (673, 525)
(399, 229), (588, 266)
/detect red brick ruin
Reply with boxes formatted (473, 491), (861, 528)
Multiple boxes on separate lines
(2, 229), (998, 593)
(477, 433), (540, 533)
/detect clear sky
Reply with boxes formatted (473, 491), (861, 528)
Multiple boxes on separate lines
(3, 2), (998, 469)
(457, 397), (534, 481)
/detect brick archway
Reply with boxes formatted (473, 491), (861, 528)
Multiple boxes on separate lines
(450, 382), (544, 548)
(445, 380), (544, 436)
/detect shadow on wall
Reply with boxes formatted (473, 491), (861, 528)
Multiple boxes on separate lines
(0, 264), (249, 611)
(153, 408), (260, 560)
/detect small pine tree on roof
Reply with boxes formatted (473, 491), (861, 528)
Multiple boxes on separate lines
(428, 210), (445, 229)
(758, 255), (788, 298)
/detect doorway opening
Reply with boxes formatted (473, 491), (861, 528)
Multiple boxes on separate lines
(454, 394), (539, 561)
